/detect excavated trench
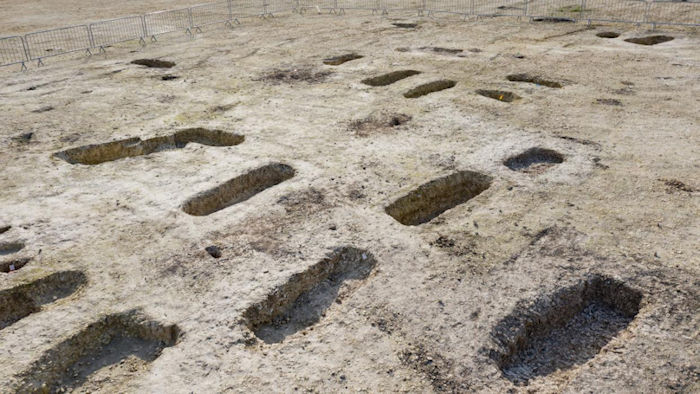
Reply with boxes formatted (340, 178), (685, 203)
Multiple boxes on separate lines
(182, 163), (295, 216)
(385, 170), (492, 226)
(130, 59), (176, 68)
(476, 89), (520, 102)
(17, 310), (179, 392)
(0, 241), (24, 255)
(624, 35), (674, 45)
(489, 275), (642, 385)
(0, 271), (86, 330)
(506, 73), (562, 88)
(504, 147), (564, 174)
(404, 80), (457, 98)
(323, 53), (363, 66)
(243, 247), (376, 344)
(361, 70), (421, 86)
(54, 128), (244, 165)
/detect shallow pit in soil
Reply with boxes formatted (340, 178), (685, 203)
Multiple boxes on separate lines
(243, 247), (376, 344)
(0, 257), (30, 273)
(532, 17), (574, 23)
(54, 128), (244, 165)
(182, 163), (295, 216)
(392, 23), (417, 28)
(361, 70), (421, 86)
(504, 147), (564, 174)
(0, 225), (10, 234)
(404, 80), (456, 98)
(489, 275), (642, 385)
(476, 89), (520, 102)
(323, 53), (363, 66)
(0, 241), (24, 255)
(259, 66), (332, 84)
(596, 31), (620, 38)
(348, 112), (412, 137)
(385, 170), (492, 225)
(130, 59), (175, 68)
(624, 35), (674, 45)
(0, 271), (86, 330)
(506, 73), (562, 88)
(17, 310), (179, 393)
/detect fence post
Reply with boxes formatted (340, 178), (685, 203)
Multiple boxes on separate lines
(141, 15), (149, 42)
(227, 0), (233, 20)
(21, 36), (31, 62)
(579, 0), (586, 21)
(524, 0), (529, 18)
(470, 0), (475, 16)
(87, 24), (96, 48)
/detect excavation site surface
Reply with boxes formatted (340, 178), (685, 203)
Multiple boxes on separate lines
(0, 6), (698, 393)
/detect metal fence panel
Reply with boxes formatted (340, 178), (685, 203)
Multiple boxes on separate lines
(230, 0), (264, 17)
(474, 0), (527, 16)
(0, 36), (27, 67)
(579, 0), (647, 23)
(424, 0), (470, 14)
(191, 1), (231, 27)
(336, 0), (379, 10)
(24, 25), (91, 60)
(144, 8), (192, 37)
(266, 0), (297, 13)
(90, 15), (145, 48)
(646, 0), (700, 26)
(380, 0), (423, 11)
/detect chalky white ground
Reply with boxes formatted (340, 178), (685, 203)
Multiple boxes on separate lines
(0, 9), (698, 393)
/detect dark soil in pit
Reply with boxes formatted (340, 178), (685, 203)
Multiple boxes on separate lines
(532, 17), (575, 23)
(322, 53), (363, 66)
(392, 23), (417, 28)
(0, 225), (10, 235)
(54, 128), (244, 165)
(361, 70), (421, 86)
(16, 311), (179, 393)
(182, 163), (295, 216)
(243, 247), (375, 344)
(0, 257), (30, 273)
(506, 73), (562, 88)
(0, 271), (86, 330)
(161, 75), (179, 81)
(489, 275), (642, 385)
(205, 245), (222, 258)
(259, 66), (332, 84)
(504, 147), (564, 174)
(624, 35), (674, 45)
(130, 59), (176, 68)
(476, 89), (520, 102)
(404, 80), (456, 98)
(385, 170), (492, 226)
(0, 241), (24, 255)
(421, 47), (463, 55)
(596, 31), (620, 38)
(660, 178), (695, 193)
(348, 112), (412, 137)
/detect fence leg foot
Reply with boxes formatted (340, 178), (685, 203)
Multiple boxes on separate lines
(99, 46), (106, 54)
(37, 58), (44, 67)
(21, 62), (27, 72)
(86, 48), (92, 57)
(382, 9), (388, 15)
(151, 35), (158, 42)
(195, 26), (203, 33)
(139, 37), (146, 46)
(339, 8), (345, 15)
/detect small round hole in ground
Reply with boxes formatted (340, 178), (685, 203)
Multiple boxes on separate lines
(161, 75), (179, 81)
(205, 246), (222, 258)
(596, 31), (620, 38)
(624, 35), (674, 46)
(504, 147), (564, 174)
(131, 59), (176, 68)
(476, 89), (520, 102)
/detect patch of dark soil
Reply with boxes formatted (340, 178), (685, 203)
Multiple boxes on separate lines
(556, 135), (600, 147)
(624, 35), (674, 45)
(16, 310), (179, 393)
(323, 53), (363, 66)
(385, 170), (492, 226)
(476, 89), (520, 102)
(348, 112), (412, 137)
(161, 75), (179, 81)
(596, 31), (620, 38)
(0, 257), (30, 273)
(259, 66), (332, 84)
(243, 247), (375, 344)
(182, 163), (295, 216)
(431, 236), (455, 248)
(277, 188), (326, 213)
(399, 345), (467, 392)
(660, 178), (695, 193)
(504, 147), (564, 174)
(0, 271), (86, 330)
(361, 70), (421, 86)
(54, 128), (244, 165)
(205, 246), (222, 258)
(32, 106), (54, 113)
(395, 47), (410, 52)
(596, 98), (622, 106)
(488, 275), (642, 385)
(130, 59), (175, 68)
(393, 23), (417, 28)
(0, 241), (24, 255)
(506, 73), (562, 88)
(533, 17), (575, 23)
(404, 80), (456, 98)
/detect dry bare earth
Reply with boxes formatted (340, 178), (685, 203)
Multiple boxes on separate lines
(0, 8), (699, 394)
